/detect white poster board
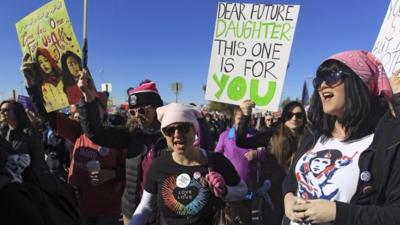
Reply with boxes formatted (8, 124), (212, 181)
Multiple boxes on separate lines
(205, 3), (300, 111)
(372, 0), (400, 77)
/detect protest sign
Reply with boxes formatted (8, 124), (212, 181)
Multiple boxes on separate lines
(205, 3), (300, 111)
(16, 0), (82, 112)
(372, 0), (400, 77)
(17, 95), (34, 112)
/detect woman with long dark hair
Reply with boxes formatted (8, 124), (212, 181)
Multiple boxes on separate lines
(270, 101), (306, 170)
(282, 50), (400, 225)
(0, 100), (47, 171)
(236, 100), (306, 225)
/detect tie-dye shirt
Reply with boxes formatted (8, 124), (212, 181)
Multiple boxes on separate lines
(145, 151), (240, 225)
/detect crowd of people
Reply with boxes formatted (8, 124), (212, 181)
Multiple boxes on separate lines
(1, 49), (400, 225)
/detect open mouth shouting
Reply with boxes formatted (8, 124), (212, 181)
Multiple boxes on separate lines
(321, 91), (334, 102)
(173, 139), (187, 150)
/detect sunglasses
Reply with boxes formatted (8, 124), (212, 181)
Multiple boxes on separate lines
(163, 123), (192, 137)
(285, 112), (304, 120)
(312, 70), (345, 90)
(128, 105), (151, 116)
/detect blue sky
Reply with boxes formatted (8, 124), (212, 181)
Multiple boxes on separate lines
(0, 0), (390, 106)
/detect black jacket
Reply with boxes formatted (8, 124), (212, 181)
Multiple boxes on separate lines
(282, 109), (400, 225)
(78, 99), (153, 217)
(0, 124), (48, 172)
(236, 115), (275, 149)
(0, 136), (15, 188)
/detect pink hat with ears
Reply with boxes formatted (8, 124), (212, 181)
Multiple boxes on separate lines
(324, 50), (393, 100)
(156, 103), (201, 135)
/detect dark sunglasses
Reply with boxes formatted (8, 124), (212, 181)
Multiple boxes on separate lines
(128, 105), (152, 116)
(128, 108), (146, 116)
(163, 123), (192, 137)
(285, 112), (304, 120)
(313, 70), (345, 90)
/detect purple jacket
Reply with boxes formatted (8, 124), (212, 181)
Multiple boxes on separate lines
(215, 128), (265, 192)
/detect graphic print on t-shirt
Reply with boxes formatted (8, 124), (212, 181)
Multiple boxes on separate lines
(296, 149), (357, 200)
(161, 174), (210, 216)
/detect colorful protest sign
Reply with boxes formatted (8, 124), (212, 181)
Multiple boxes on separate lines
(372, 0), (400, 77)
(205, 3), (300, 111)
(16, 0), (82, 112)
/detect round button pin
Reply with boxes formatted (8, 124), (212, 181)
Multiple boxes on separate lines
(176, 173), (191, 188)
(193, 171), (201, 180)
(360, 171), (371, 182)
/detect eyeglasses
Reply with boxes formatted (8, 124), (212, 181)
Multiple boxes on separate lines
(163, 123), (192, 137)
(128, 105), (151, 116)
(312, 70), (346, 90)
(285, 112), (304, 120)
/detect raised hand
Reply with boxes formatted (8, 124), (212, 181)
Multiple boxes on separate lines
(20, 53), (37, 87)
(240, 99), (255, 116)
(388, 69), (400, 118)
(77, 69), (96, 103)
(390, 69), (400, 94)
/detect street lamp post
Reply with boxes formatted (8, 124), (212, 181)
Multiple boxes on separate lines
(170, 82), (182, 103)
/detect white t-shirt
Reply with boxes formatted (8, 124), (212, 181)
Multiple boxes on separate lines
(290, 134), (374, 225)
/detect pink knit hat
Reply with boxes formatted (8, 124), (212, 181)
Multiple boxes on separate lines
(323, 50), (393, 100)
(156, 103), (201, 135)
